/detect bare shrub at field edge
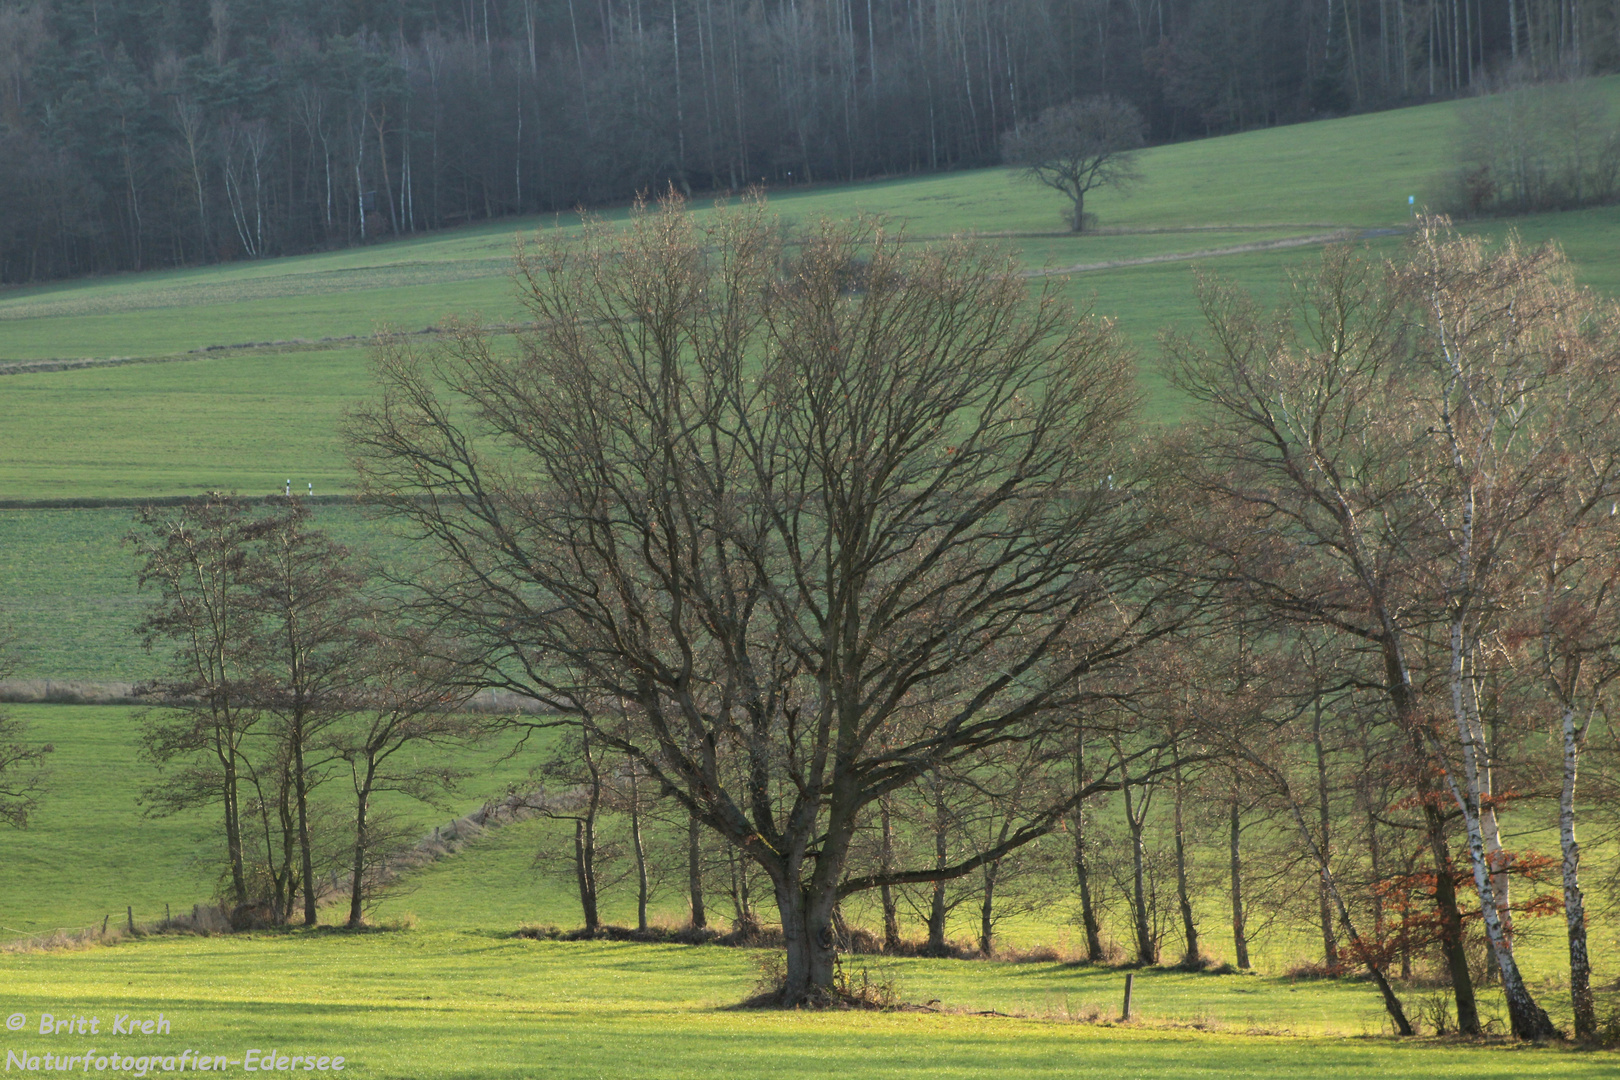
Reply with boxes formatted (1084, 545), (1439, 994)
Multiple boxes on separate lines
(3, 903), (232, 953)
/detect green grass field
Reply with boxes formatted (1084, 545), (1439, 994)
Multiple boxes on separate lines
(2, 80), (1619, 503)
(6, 86), (1620, 1076)
(2, 703), (1613, 1052)
(0, 705), (537, 938)
(0, 505), (411, 681)
(3, 703), (1616, 1078)
(7, 932), (1615, 1080)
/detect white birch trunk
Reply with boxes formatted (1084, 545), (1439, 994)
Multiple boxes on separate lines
(1559, 701), (1596, 1036)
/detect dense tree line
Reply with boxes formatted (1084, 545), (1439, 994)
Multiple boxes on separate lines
(2, 0), (1617, 284)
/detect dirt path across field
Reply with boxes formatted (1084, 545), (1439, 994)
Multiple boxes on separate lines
(1024, 228), (1372, 277)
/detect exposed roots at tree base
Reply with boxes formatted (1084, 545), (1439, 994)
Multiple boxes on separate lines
(734, 952), (906, 1010)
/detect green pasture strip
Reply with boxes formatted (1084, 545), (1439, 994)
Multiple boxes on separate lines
(7, 218), (1607, 503)
(2, 934), (1613, 1078)
(0, 248), (1357, 503)
(0, 230), (1328, 364)
(0, 509), (146, 681)
(0, 350), (375, 502)
(16, 83), (1620, 365)
(0, 505), (409, 681)
(0, 704), (531, 938)
(0, 279), (527, 362)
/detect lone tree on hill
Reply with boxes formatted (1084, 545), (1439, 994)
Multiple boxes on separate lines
(348, 195), (1196, 1005)
(1002, 97), (1146, 233)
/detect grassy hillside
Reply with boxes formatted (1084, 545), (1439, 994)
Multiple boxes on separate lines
(3, 83), (1619, 503)
(5, 89), (1620, 1080)
(0, 504), (410, 681)
(0, 705), (538, 939)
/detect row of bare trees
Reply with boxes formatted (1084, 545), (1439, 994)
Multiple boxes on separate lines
(98, 192), (1620, 1033)
(1163, 218), (1620, 1038)
(340, 192), (1620, 1034)
(128, 496), (478, 929)
(4, 0), (1616, 283)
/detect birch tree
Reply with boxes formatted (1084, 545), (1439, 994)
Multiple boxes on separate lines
(1397, 221), (1576, 1039)
(1512, 280), (1620, 1039)
(1165, 242), (1485, 1032)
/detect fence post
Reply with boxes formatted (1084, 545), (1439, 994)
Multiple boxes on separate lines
(1121, 972), (1135, 1022)
(126, 906), (134, 933)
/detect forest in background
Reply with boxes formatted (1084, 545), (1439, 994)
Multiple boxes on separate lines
(0, 0), (1615, 283)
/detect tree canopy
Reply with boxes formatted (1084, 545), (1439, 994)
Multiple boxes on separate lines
(1001, 97), (1146, 232)
(349, 195), (1199, 1002)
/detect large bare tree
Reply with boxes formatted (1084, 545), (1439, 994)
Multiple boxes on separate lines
(349, 196), (1192, 1003)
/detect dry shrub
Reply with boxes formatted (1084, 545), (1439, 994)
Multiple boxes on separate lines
(1049, 997), (1108, 1023)
(1283, 958), (1346, 981)
(1178, 1010), (1222, 1031)
(1413, 991), (1455, 1036)
(1592, 1007), (1620, 1047)
(991, 943), (1066, 964)
(2, 904), (233, 954)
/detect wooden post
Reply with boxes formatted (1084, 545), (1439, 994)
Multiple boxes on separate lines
(165, 903), (171, 925)
(126, 906), (134, 933)
(101, 914), (109, 935)
(1121, 972), (1135, 1021)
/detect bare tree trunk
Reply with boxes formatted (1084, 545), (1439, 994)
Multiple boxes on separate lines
(1312, 700), (1339, 968)
(1172, 745), (1200, 967)
(294, 723), (318, 926)
(348, 759), (377, 928)
(219, 743), (248, 907)
(1423, 797), (1480, 1033)
(727, 845), (754, 930)
(1074, 733), (1104, 963)
(978, 859), (999, 956)
(1444, 619), (1555, 1039)
(573, 818), (599, 934)
(688, 810), (706, 929)
(1229, 786), (1249, 970)
(630, 759), (649, 933)
(880, 795), (900, 950)
(575, 729), (602, 935)
(1558, 703), (1596, 1037)
(771, 874), (838, 1002)
(1123, 775), (1155, 965)
(926, 769), (949, 955)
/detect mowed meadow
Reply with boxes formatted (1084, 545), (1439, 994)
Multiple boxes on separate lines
(4, 86), (1620, 1078)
